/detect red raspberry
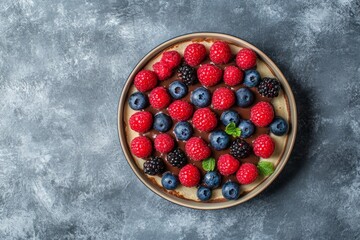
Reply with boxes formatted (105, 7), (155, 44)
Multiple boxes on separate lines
(184, 43), (207, 67)
(153, 61), (172, 81)
(236, 163), (258, 184)
(197, 64), (222, 87)
(211, 87), (235, 110)
(253, 134), (275, 158)
(160, 51), (181, 69)
(223, 66), (243, 86)
(185, 137), (211, 161)
(250, 101), (274, 127)
(134, 70), (158, 92)
(129, 111), (153, 133)
(154, 133), (175, 153)
(192, 108), (218, 132)
(167, 100), (194, 121)
(130, 136), (152, 158)
(149, 86), (171, 109)
(179, 164), (201, 187)
(236, 48), (257, 70)
(209, 41), (232, 64)
(217, 154), (240, 176)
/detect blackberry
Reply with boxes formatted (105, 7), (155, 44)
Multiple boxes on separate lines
(167, 148), (187, 168)
(230, 138), (252, 159)
(143, 157), (165, 175)
(257, 78), (281, 98)
(177, 63), (197, 86)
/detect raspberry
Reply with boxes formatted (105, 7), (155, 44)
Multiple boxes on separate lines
(149, 86), (171, 109)
(192, 108), (218, 132)
(167, 100), (194, 121)
(223, 66), (243, 86)
(143, 156), (165, 175)
(250, 101), (274, 127)
(209, 41), (232, 64)
(185, 137), (211, 161)
(154, 133), (175, 153)
(253, 134), (275, 158)
(211, 87), (235, 110)
(197, 64), (222, 87)
(167, 148), (187, 168)
(129, 111), (153, 133)
(236, 163), (258, 184)
(184, 43), (207, 67)
(153, 61), (172, 81)
(236, 48), (257, 70)
(177, 63), (197, 86)
(257, 78), (281, 98)
(160, 51), (181, 69)
(130, 136), (152, 158)
(179, 164), (201, 187)
(230, 138), (252, 159)
(134, 70), (158, 92)
(217, 154), (240, 176)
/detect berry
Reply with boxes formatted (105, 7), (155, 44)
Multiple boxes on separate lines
(235, 87), (254, 107)
(257, 77), (281, 98)
(134, 70), (158, 92)
(129, 111), (153, 133)
(192, 108), (218, 132)
(210, 130), (230, 150)
(185, 137), (211, 161)
(143, 156), (165, 175)
(223, 66), (243, 86)
(161, 172), (179, 190)
(160, 51), (181, 69)
(179, 164), (201, 187)
(253, 134), (275, 158)
(154, 133), (175, 153)
(217, 154), (240, 176)
(236, 163), (258, 184)
(222, 182), (240, 200)
(238, 120), (255, 138)
(250, 101), (274, 127)
(184, 43), (207, 67)
(152, 61), (172, 81)
(167, 100), (194, 121)
(203, 171), (221, 189)
(209, 41), (232, 64)
(153, 113), (172, 132)
(220, 110), (241, 126)
(167, 148), (187, 168)
(128, 92), (149, 110)
(149, 87), (171, 109)
(177, 63), (197, 86)
(230, 138), (252, 159)
(190, 87), (211, 107)
(169, 80), (188, 99)
(244, 69), (261, 87)
(270, 117), (288, 136)
(130, 136), (153, 158)
(197, 64), (222, 87)
(212, 87), (235, 110)
(197, 186), (212, 201)
(174, 121), (193, 141)
(236, 48), (257, 70)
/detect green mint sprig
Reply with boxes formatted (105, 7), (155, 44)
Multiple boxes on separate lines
(225, 122), (241, 137)
(257, 161), (275, 176)
(202, 157), (215, 172)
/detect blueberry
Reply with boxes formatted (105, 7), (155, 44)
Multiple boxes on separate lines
(153, 113), (172, 132)
(191, 87), (211, 107)
(270, 117), (288, 136)
(220, 110), (241, 126)
(210, 130), (230, 150)
(244, 70), (261, 87)
(128, 92), (149, 110)
(222, 182), (240, 200)
(203, 171), (221, 189)
(238, 120), (255, 138)
(197, 186), (212, 201)
(236, 88), (254, 107)
(169, 81), (188, 99)
(174, 121), (193, 140)
(161, 172), (178, 190)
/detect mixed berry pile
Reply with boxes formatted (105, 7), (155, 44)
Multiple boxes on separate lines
(128, 40), (289, 201)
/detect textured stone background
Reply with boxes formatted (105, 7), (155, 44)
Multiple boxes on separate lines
(0, 0), (359, 239)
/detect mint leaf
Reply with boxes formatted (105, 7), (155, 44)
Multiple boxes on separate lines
(225, 122), (241, 137)
(202, 158), (215, 172)
(257, 161), (275, 176)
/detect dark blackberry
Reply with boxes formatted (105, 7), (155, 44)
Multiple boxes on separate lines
(257, 78), (281, 98)
(230, 138), (252, 159)
(167, 148), (187, 168)
(177, 63), (197, 86)
(143, 157), (165, 175)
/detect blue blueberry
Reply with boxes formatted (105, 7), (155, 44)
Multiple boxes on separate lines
(270, 117), (288, 136)
(169, 81), (188, 99)
(174, 121), (193, 140)
(128, 92), (149, 110)
(243, 70), (261, 87)
(238, 120), (255, 138)
(153, 113), (172, 132)
(210, 130), (230, 150)
(203, 171), (221, 189)
(222, 182), (240, 200)
(161, 172), (178, 190)
(236, 88), (254, 107)
(220, 110), (241, 126)
(191, 87), (211, 107)
(197, 186), (212, 201)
